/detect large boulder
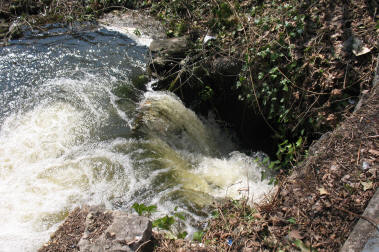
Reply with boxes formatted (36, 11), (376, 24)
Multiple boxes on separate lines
(148, 36), (190, 77)
(39, 206), (152, 252)
(149, 36), (189, 57)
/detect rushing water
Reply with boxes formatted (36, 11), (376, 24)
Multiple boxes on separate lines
(0, 24), (272, 251)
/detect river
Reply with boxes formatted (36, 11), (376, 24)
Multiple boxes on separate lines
(0, 23), (272, 251)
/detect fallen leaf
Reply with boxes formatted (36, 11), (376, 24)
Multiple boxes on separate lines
(353, 46), (371, 56)
(229, 217), (238, 225)
(326, 114), (335, 121)
(270, 216), (281, 223)
(368, 149), (379, 156)
(361, 181), (373, 191)
(331, 89), (342, 96)
(252, 213), (262, 219)
(318, 187), (329, 195)
(289, 230), (303, 240)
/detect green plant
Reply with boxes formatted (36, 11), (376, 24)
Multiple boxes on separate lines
(151, 206), (188, 239)
(152, 215), (175, 230)
(276, 136), (304, 169)
(199, 85), (214, 101)
(211, 210), (219, 218)
(193, 230), (204, 242)
(287, 217), (296, 224)
(132, 203), (157, 217)
(133, 28), (141, 37)
(177, 231), (188, 239)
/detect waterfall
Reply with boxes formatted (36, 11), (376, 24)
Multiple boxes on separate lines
(0, 25), (272, 251)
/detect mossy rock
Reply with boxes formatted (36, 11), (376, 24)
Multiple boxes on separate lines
(132, 74), (149, 90)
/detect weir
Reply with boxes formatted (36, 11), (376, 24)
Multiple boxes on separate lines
(0, 24), (272, 251)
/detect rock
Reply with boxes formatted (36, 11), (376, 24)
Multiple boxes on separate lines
(148, 56), (179, 76)
(147, 33), (190, 78)
(8, 20), (22, 39)
(78, 207), (152, 252)
(210, 56), (240, 77)
(98, 10), (165, 47)
(132, 74), (149, 90)
(341, 189), (379, 252)
(39, 205), (152, 252)
(149, 36), (189, 57)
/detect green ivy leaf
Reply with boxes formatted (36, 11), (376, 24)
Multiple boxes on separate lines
(177, 231), (188, 239)
(193, 231), (204, 242)
(153, 215), (175, 230)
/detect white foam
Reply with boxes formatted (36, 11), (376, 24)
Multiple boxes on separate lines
(195, 152), (273, 201)
(0, 103), (134, 251)
(0, 102), (88, 251)
(101, 25), (153, 47)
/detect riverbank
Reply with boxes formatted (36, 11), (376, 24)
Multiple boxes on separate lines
(1, 0), (377, 251)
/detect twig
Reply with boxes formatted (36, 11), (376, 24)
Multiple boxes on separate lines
(136, 240), (151, 252)
(364, 135), (379, 139)
(334, 206), (379, 231)
(277, 68), (329, 95)
(343, 64), (349, 89)
(292, 95), (320, 132)
(356, 142), (361, 166)
(218, 207), (227, 224)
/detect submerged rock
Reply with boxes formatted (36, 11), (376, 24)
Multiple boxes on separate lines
(39, 206), (152, 252)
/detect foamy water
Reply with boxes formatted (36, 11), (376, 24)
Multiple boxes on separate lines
(0, 25), (272, 251)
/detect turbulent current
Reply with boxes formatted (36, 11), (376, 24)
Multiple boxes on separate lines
(0, 24), (272, 251)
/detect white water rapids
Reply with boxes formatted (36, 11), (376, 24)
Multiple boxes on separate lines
(0, 25), (273, 251)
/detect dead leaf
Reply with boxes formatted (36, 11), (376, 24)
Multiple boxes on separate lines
(229, 217), (238, 225)
(352, 46), (371, 56)
(331, 89), (342, 96)
(318, 187), (329, 195)
(326, 114), (336, 121)
(270, 216), (281, 224)
(289, 230), (303, 240)
(252, 213), (262, 219)
(361, 181), (373, 191)
(362, 90), (369, 94)
(368, 149), (379, 156)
